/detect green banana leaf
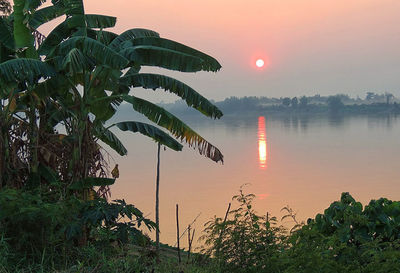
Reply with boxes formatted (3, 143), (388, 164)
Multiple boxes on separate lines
(109, 28), (160, 50)
(29, 5), (66, 29)
(0, 58), (55, 85)
(52, 36), (128, 69)
(94, 124), (128, 156)
(120, 45), (205, 72)
(121, 73), (223, 119)
(115, 121), (183, 152)
(125, 37), (221, 72)
(85, 14), (116, 29)
(123, 95), (223, 162)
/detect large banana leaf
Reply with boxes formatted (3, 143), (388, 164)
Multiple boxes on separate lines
(109, 28), (160, 50)
(120, 46), (206, 72)
(95, 30), (118, 46)
(52, 36), (128, 69)
(115, 121), (183, 152)
(94, 124), (128, 156)
(29, 5), (66, 29)
(121, 73), (223, 119)
(85, 14), (116, 29)
(123, 95), (223, 162)
(39, 20), (72, 55)
(0, 58), (55, 84)
(64, 0), (84, 16)
(125, 37), (221, 72)
(61, 47), (95, 75)
(0, 17), (14, 50)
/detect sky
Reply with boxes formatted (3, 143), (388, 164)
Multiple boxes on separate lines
(42, 0), (400, 101)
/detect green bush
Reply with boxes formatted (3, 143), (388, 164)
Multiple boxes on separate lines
(201, 187), (286, 272)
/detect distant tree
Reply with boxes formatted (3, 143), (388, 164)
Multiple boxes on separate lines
(299, 96), (308, 108)
(327, 96), (344, 112)
(282, 97), (291, 107)
(366, 92), (375, 101)
(291, 97), (298, 108)
(385, 93), (394, 105)
(365, 92), (375, 100)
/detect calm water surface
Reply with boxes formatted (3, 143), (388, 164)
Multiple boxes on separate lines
(110, 114), (400, 247)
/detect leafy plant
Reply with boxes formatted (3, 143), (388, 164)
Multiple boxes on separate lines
(201, 187), (286, 272)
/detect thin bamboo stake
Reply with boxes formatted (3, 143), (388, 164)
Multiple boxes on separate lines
(176, 204), (181, 264)
(216, 202), (231, 259)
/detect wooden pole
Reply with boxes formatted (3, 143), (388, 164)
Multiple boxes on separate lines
(176, 204), (181, 264)
(187, 225), (191, 262)
(155, 143), (161, 262)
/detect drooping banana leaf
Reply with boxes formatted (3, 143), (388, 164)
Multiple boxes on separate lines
(93, 124), (128, 156)
(85, 14), (116, 29)
(61, 47), (95, 75)
(52, 36), (128, 69)
(0, 58), (55, 85)
(95, 30), (118, 45)
(109, 28), (160, 50)
(64, 0), (84, 16)
(29, 5), (66, 29)
(125, 37), (221, 72)
(114, 121), (183, 152)
(39, 19), (72, 55)
(121, 73), (223, 119)
(120, 46), (205, 72)
(123, 95), (223, 163)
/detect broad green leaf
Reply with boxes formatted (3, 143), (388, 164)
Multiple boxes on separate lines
(123, 95), (223, 163)
(120, 45), (205, 72)
(109, 28), (160, 50)
(29, 5), (66, 29)
(39, 20), (72, 55)
(61, 47), (94, 74)
(95, 30), (118, 45)
(94, 125), (128, 156)
(125, 37), (221, 72)
(122, 73), (223, 119)
(69, 177), (115, 190)
(53, 36), (128, 69)
(0, 58), (55, 85)
(85, 14), (116, 29)
(115, 121), (183, 151)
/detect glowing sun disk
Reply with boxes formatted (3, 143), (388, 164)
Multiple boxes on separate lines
(256, 59), (265, 68)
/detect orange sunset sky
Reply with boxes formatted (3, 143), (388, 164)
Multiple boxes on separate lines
(39, 0), (400, 101)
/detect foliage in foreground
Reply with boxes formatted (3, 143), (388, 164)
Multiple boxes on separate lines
(201, 190), (400, 273)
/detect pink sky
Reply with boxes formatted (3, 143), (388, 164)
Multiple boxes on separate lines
(39, 0), (400, 100)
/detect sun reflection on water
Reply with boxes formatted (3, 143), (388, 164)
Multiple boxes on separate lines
(258, 116), (267, 169)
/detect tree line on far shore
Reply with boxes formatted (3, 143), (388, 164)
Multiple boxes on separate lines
(160, 92), (400, 116)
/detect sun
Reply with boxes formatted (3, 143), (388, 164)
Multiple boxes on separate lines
(256, 59), (265, 68)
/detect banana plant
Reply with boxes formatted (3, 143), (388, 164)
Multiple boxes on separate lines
(36, 0), (223, 182)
